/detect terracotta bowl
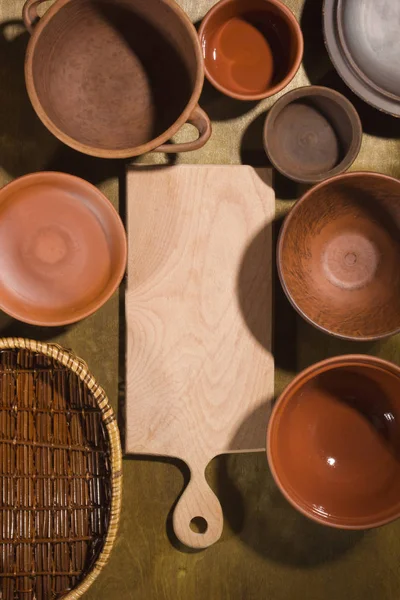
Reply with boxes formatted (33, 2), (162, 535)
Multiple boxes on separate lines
(278, 172), (400, 341)
(0, 172), (127, 326)
(198, 0), (303, 100)
(264, 86), (362, 183)
(267, 355), (400, 529)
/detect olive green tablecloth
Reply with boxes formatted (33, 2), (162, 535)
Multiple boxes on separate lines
(1, 1), (400, 599)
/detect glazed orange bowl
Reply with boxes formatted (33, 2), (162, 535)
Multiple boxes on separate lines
(267, 355), (400, 529)
(199, 0), (303, 100)
(278, 172), (400, 341)
(0, 172), (127, 326)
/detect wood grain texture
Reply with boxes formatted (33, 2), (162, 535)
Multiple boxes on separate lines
(125, 165), (274, 548)
(2, 0), (400, 598)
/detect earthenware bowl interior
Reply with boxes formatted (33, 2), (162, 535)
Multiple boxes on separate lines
(30, 0), (198, 150)
(265, 89), (360, 181)
(268, 358), (400, 528)
(279, 174), (400, 339)
(200, 0), (301, 97)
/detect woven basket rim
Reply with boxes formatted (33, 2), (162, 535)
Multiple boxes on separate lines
(0, 337), (122, 600)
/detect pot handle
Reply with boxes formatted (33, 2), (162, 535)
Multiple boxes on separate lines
(23, 0), (48, 34)
(154, 105), (212, 153)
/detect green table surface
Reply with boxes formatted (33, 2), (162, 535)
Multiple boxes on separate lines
(1, 1), (400, 598)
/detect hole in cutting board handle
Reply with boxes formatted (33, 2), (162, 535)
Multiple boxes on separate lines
(172, 468), (224, 548)
(189, 516), (208, 534)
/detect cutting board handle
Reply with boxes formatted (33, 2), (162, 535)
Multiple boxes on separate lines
(173, 466), (223, 549)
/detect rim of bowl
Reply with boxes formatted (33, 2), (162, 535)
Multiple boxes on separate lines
(277, 171), (400, 341)
(24, 0), (204, 159)
(263, 85), (362, 184)
(322, 0), (400, 118)
(267, 354), (400, 529)
(198, 0), (304, 101)
(0, 172), (127, 327)
(335, 0), (400, 104)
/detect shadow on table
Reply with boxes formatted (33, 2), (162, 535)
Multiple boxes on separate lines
(300, 0), (332, 90)
(0, 312), (73, 341)
(216, 400), (365, 567)
(0, 20), (60, 178)
(237, 216), (298, 378)
(296, 320), (381, 371)
(47, 145), (125, 187)
(199, 78), (258, 122)
(123, 452), (205, 554)
(192, 18), (258, 123)
(312, 71), (400, 150)
(240, 111), (302, 200)
(232, 202), (369, 566)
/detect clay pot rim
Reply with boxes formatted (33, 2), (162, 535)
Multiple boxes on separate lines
(267, 354), (400, 530)
(277, 171), (400, 341)
(198, 0), (304, 101)
(263, 85), (362, 184)
(24, 0), (204, 159)
(0, 171), (127, 327)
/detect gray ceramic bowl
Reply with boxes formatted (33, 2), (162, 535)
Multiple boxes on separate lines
(324, 0), (400, 117)
(336, 0), (400, 102)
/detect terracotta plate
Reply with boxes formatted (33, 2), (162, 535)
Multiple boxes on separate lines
(0, 172), (127, 326)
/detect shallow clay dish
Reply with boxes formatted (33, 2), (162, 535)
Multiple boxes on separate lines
(264, 86), (362, 183)
(199, 0), (303, 100)
(324, 0), (400, 117)
(278, 172), (400, 341)
(0, 172), (127, 326)
(268, 355), (400, 529)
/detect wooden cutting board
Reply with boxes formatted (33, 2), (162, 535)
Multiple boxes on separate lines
(125, 165), (274, 549)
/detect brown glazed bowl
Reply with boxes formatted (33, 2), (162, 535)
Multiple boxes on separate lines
(23, 0), (211, 158)
(267, 355), (400, 529)
(264, 86), (362, 183)
(198, 0), (303, 100)
(0, 172), (127, 326)
(278, 172), (400, 341)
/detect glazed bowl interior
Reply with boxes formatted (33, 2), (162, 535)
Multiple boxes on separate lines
(0, 172), (127, 326)
(199, 0), (303, 100)
(268, 356), (400, 529)
(264, 87), (361, 183)
(278, 173), (400, 340)
(27, 0), (199, 155)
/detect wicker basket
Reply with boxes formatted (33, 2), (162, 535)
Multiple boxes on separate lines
(0, 338), (122, 600)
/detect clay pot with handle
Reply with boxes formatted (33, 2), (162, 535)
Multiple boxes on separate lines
(23, 0), (211, 158)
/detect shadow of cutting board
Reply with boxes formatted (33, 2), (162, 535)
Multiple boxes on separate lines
(125, 165), (274, 549)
